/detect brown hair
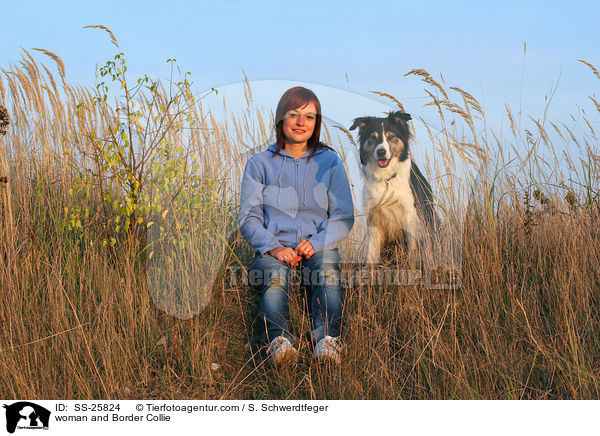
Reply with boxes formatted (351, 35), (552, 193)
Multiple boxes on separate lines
(274, 86), (334, 159)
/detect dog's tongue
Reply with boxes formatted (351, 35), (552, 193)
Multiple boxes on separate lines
(378, 159), (389, 167)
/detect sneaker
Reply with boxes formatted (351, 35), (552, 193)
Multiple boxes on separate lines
(268, 336), (298, 369)
(314, 335), (343, 365)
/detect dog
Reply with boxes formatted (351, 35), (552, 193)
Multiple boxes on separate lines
(350, 111), (439, 264)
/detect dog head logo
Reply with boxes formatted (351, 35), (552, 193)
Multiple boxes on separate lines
(3, 402), (50, 434)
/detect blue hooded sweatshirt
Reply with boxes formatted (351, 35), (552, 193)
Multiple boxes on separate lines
(238, 143), (355, 255)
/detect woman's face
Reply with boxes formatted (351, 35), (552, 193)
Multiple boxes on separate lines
(282, 101), (317, 147)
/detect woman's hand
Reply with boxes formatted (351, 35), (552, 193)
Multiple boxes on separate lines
(267, 246), (302, 266)
(295, 240), (315, 259)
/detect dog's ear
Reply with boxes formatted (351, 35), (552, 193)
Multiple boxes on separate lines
(359, 149), (367, 166)
(350, 117), (369, 131)
(391, 111), (412, 123)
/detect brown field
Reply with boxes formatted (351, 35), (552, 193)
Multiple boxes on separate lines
(0, 48), (599, 399)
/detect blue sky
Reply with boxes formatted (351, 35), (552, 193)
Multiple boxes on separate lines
(2, 0), (599, 145)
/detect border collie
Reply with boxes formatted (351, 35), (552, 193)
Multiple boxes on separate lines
(350, 111), (439, 264)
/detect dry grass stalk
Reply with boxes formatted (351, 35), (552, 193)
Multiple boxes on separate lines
(370, 91), (406, 112)
(83, 25), (119, 48)
(589, 96), (600, 114)
(405, 69), (449, 100)
(578, 59), (600, 80)
(32, 48), (66, 80)
(333, 125), (356, 146)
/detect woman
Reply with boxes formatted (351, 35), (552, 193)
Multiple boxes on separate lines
(238, 86), (354, 368)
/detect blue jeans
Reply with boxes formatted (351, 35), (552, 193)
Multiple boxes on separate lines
(249, 249), (344, 345)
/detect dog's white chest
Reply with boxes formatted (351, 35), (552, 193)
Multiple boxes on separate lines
(363, 161), (420, 244)
(364, 175), (412, 208)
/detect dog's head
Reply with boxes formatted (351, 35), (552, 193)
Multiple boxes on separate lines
(350, 111), (412, 169)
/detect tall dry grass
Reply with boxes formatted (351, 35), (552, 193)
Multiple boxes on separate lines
(0, 48), (599, 399)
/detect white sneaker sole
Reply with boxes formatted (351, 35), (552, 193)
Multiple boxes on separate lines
(314, 352), (341, 365)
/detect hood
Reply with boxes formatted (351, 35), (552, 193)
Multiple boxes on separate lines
(267, 142), (328, 159)
(266, 142), (328, 209)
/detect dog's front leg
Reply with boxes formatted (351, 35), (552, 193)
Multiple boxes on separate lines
(366, 225), (382, 264)
(405, 230), (418, 252)
(405, 216), (421, 254)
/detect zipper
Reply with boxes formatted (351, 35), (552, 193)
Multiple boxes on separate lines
(295, 159), (300, 241)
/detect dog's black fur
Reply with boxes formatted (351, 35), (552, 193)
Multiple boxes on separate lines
(350, 111), (439, 263)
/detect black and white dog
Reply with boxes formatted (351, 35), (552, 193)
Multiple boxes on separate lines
(350, 111), (439, 264)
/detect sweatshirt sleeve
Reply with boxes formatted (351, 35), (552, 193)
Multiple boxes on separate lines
(307, 157), (355, 252)
(238, 158), (281, 255)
